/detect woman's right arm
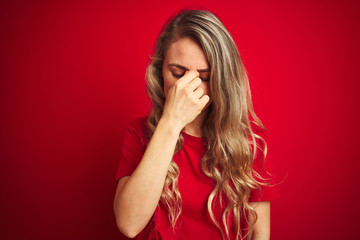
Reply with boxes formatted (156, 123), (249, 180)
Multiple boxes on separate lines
(113, 70), (209, 238)
(114, 118), (182, 238)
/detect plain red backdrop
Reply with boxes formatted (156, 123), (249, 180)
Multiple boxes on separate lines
(1, 0), (359, 239)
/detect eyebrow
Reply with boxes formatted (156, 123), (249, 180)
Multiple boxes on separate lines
(168, 63), (210, 73)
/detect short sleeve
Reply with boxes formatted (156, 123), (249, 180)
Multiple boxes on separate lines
(114, 117), (149, 185)
(249, 124), (281, 202)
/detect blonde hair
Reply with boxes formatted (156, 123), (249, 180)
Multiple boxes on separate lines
(146, 9), (271, 240)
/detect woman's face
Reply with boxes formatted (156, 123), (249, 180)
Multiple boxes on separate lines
(162, 37), (211, 103)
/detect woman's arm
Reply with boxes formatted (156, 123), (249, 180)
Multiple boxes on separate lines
(113, 118), (182, 238)
(247, 201), (271, 240)
(113, 70), (209, 238)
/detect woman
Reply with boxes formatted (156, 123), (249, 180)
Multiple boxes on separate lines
(113, 9), (280, 240)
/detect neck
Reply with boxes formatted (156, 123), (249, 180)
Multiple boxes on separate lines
(183, 111), (206, 138)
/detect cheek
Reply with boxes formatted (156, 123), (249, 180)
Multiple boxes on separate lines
(163, 75), (177, 98)
(201, 82), (211, 96)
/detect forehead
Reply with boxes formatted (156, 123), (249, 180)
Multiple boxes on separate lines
(164, 37), (209, 69)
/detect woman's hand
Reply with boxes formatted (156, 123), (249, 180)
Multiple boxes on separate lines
(161, 70), (210, 132)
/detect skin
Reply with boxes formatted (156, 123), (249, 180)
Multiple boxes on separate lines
(248, 201), (271, 240)
(113, 36), (270, 239)
(162, 36), (212, 137)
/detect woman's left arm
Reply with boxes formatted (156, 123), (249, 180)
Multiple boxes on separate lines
(247, 201), (271, 240)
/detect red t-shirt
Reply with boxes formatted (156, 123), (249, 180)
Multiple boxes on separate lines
(115, 116), (280, 239)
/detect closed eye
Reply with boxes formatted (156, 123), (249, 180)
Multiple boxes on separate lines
(172, 72), (184, 78)
(171, 72), (209, 82)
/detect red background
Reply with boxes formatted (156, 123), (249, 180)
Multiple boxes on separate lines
(1, 0), (359, 239)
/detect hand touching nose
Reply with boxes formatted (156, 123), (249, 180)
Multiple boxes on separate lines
(162, 70), (210, 131)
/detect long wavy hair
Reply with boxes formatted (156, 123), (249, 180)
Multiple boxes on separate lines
(145, 9), (271, 240)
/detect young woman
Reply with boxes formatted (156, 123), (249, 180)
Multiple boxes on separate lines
(113, 9), (280, 240)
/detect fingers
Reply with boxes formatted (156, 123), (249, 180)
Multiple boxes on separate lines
(181, 71), (208, 108)
(177, 70), (199, 85)
(199, 94), (210, 108)
(187, 77), (202, 91)
(193, 86), (210, 109)
(171, 68), (210, 110)
(193, 86), (204, 99)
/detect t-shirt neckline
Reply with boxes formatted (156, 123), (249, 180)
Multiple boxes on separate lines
(181, 130), (206, 147)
